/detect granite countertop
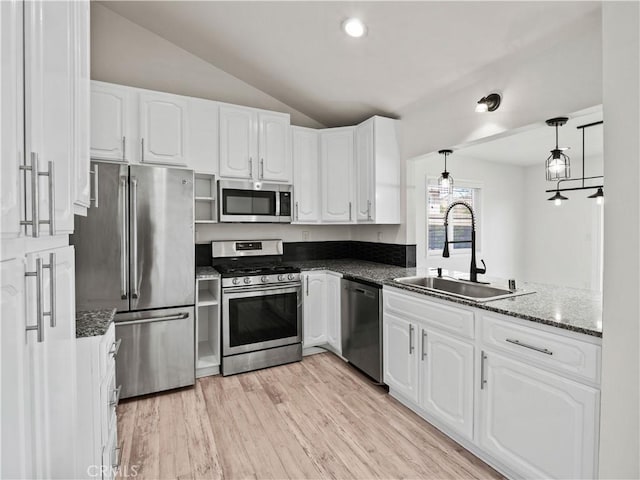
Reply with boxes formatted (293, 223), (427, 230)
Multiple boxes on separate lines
(196, 266), (221, 280)
(286, 259), (417, 285)
(76, 308), (117, 338)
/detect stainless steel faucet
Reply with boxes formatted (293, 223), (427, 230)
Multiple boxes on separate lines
(442, 200), (487, 283)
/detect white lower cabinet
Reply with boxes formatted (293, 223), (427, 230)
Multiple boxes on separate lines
(383, 312), (419, 403)
(479, 351), (599, 479)
(382, 286), (601, 480)
(419, 328), (474, 441)
(302, 272), (327, 347)
(325, 273), (342, 354)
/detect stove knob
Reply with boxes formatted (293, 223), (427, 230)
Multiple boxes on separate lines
(287, 273), (295, 280)
(244, 277), (252, 284)
(232, 278), (240, 285)
(261, 275), (269, 283)
(277, 274), (285, 281)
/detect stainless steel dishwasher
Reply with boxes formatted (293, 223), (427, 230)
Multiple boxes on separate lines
(341, 278), (382, 382)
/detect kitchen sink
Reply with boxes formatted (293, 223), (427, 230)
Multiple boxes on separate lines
(393, 276), (534, 302)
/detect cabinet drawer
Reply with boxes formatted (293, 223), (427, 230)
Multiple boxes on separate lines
(384, 289), (474, 340)
(99, 323), (117, 380)
(100, 367), (119, 446)
(481, 313), (601, 384)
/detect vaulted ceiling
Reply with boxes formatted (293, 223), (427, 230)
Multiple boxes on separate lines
(101, 1), (601, 127)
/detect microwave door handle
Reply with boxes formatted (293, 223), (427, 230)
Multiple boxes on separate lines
(275, 189), (281, 218)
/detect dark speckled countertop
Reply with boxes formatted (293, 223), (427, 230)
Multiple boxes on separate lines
(196, 266), (221, 280)
(76, 308), (117, 338)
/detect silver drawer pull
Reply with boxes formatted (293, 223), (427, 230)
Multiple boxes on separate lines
(24, 258), (44, 342)
(480, 351), (488, 389)
(110, 385), (122, 408)
(109, 338), (122, 358)
(112, 446), (122, 469)
(506, 338), (553, 355)
(90, 164), (99, 208)
(42, 253), (56, 327)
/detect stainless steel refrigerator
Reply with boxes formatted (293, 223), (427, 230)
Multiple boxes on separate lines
(71, 162), (195, 398)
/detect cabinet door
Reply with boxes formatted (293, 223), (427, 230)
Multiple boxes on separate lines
(25, 0), (76, 235)
(258, 112), (291, 182)
(90, 82), (134, 162)
(72, 0), (91, 210)
(219, 105), (257, 179)
(420, 328), (474, 440)
(26, 246), (78, 478)
(188, 98), (219, 175)
(139, 92), (188, 166)
(355, 119), (374, 222)
(302, 272), (327, 347)
(320, 128), (354, 223)
(325, 274), (341, 354)
(383, 312), (419, 403)
(292, 127), (320, 223)
(1, 258), (31, 479)
(479, 351), (599, 479)
(1, 0), (24, 239)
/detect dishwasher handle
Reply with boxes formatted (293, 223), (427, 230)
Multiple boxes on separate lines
(117, 312), (189, 326)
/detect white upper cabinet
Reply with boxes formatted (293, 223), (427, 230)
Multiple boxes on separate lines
(479, 351), (599, 479)
(188, 98), (219, 175)
(258, 111), (291, 182)
(320, 127), (355, 223)
(219, 104), (257, 179)
(139, 91), (188, 166)
(355, 116), (401, 224)
(1, 0), (24, 240)
(419, 328), (474, 441)
(90, 82), (136, 163)
(292, 127), (320, 223)
(302, 272), (327, 348)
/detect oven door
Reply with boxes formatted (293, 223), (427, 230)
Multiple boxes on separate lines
(219, 184), (279, 223)
(222, 284), (302, 356)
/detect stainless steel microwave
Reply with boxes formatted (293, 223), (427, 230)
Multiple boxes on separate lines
(218, 180), (292, 223)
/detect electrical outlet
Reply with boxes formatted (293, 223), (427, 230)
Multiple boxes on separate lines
(377, 231), (383, 242)
(302, 231), (309, 241)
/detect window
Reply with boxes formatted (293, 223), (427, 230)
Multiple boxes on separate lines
(427, 183), (481, 254)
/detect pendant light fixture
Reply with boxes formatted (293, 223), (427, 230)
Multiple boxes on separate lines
(438, 149), (454, 198)
(545, 117), (571, 181)
(587, 187), (604, 205)
(547, 189), (569, 206)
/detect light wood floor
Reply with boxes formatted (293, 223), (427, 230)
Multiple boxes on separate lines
(117, 352), (502, 480)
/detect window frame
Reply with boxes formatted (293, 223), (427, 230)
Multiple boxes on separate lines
(426, 178), (483, 257)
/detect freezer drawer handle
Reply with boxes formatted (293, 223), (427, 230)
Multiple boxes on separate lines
(109, 338), (122, 358)
(117, 312), (189, 326)
(505, 338), (553, 355)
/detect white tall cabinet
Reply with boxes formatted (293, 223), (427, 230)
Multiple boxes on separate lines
(1, 1), (89, 477)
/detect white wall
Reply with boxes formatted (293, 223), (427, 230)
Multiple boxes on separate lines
(523, 155), (603, 290)
(413, 154), (526, 280)
(91, 3), (324, 129)
(599, 3), (640, 478)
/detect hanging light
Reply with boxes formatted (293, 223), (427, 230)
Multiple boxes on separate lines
(588, 187), (604, 205)
(548, 190), (568, 206)
(545, 117), (571, 181)
(438, 149), (454, 198)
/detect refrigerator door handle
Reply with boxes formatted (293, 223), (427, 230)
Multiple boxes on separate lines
(119, 176), (128, 300)
(117, 312), (189, 326)
(131, 177), (139, 299)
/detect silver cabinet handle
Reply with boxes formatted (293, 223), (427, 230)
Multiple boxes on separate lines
(119, 176), (128, 300)
(122, 136), (126, 162)
(367, 200), (372, 221)
(42, 253), (56, 327)
(349, 201), (352, 221)
(130, 177), (139, 299)
(90, 164), (99, 208)
(112, 446), (122, 469)
(249, 157), (253, 178)
(141, 138), (144, 162)
(260, 158), (264, 179)
(305, 276), (309, 296)
(24, 258), (44, 342)
(409, 324), (414, 354)
(421, 330), (427, 361)
(506, 338), (553, 355)
(110, 385), (122, 408)
(295, 201), (299, 221)
(109, 338), (122, 358)
(41, 161), (55, 236)
(117, 312), (189, 326)
(480, 351), (488, 389)
(19, 152), (40, 237)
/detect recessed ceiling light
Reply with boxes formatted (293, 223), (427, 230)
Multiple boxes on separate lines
(343, 18), (366, 38)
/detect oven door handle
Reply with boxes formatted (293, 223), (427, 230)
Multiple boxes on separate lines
(223, 284), (301, 295)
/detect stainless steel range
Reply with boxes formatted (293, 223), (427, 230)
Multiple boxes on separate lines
(213, 240), (302, 376)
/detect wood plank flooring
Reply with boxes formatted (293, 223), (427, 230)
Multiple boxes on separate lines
(117, 352), (502, 480)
